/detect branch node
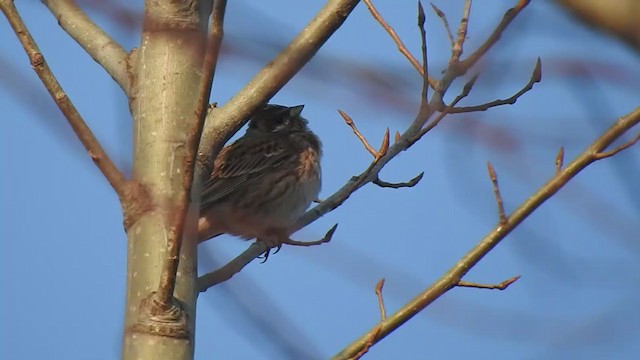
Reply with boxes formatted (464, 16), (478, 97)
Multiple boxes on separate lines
(593, 132), (640, 160)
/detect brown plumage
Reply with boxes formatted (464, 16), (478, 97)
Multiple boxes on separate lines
(198, 104), (322, 248)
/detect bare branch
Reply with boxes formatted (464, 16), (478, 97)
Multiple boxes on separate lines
(373, 172), (424, 189)
(1, 0), (127, 198)
(197, 242), (268, 292)
(363, 0), (437, 89)
(42, 0), (129, 93)
(338, 110), (379, 158)
(332, 107), (640, 360)
(430, 3), (455, 48)
(592, 132), (640, 160)
(201, 0), (533, 292)
(555, 146), (565, 174)
(449, 58), (542, 113)
(487, 161), (508, 225)
(457, 275), (520, 290)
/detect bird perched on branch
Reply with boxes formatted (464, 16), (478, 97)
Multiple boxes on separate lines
(198, 104), (322, 252)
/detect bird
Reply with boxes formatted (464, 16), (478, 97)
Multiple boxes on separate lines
(198, 104), (322, 253)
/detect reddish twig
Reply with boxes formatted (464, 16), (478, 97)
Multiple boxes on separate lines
(339, 109), (386, 159)
(430, 3), (454, 48)
(363, 0), (437, 89)
(457, 275), (520, 290)
(375, 279), (387, 320)
(487, 162), (508, 225)
(350, 279), (387, 360)
(1, 0), (127, 198)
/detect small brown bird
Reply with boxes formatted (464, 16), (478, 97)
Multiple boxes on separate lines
(198, 104), (322, 250)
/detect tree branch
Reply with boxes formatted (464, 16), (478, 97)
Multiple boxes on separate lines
(1, 0), (127, 198)
(197, 0), (362, 178)
(198, 0), (533, 287)
(449, 57), (542, 113)
(332, 107), (640, 359)
(362, 0), (437, 89)
(42, 0), (130, 93)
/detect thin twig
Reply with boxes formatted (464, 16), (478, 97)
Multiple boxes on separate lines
(486, 162), (508, 225)
(283, 224), (339, 247)
(42, 0), (129, 93)
(373, 172), (424, 189)
(375, 279), (387, 320)
(339, 110), (379, 158)
(430, 3), (454, 48)
(449, 58), (542, 113)
(363, 0), (437, 89)
(555, 146), (565, 174)
(418, 1), (429, 101)
(457, 275), (520, 290)
(1, 0), (127, 198)
(452, 0), (472, 62)
(332, 107), (640, 360)
(350, 279), (387, 360)
(592, 132), (640, 160)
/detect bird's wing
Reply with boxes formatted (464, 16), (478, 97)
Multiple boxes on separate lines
(200, 135), (295, 209)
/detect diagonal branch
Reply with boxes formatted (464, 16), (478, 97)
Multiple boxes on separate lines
(1, 0), (127, 198)
(42, 0), (130, 94)
(198, 0), (362, 178)
(331, 107), (640, 359)
(363, 0), (438, 89)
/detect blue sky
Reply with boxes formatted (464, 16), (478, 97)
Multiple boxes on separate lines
(2, 1), (639, 359)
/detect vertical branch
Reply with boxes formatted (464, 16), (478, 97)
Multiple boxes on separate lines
(155, 0), (229, 311)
